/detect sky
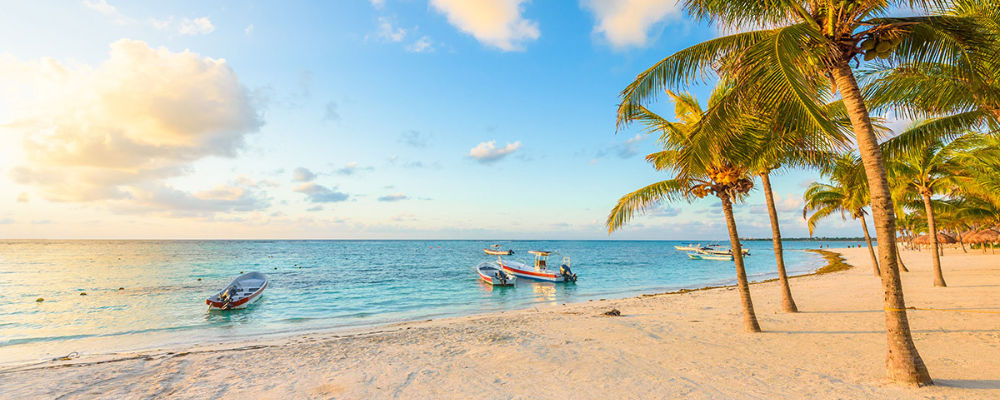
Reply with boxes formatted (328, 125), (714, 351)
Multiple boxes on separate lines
(0, 0), (878, 240)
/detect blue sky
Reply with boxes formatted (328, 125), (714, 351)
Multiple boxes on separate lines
(0, 0), (874, 239)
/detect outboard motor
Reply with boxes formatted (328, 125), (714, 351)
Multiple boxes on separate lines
(559, 264), (577, 283)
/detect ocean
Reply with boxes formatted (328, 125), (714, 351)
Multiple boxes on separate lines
(0, 239), (862, 364)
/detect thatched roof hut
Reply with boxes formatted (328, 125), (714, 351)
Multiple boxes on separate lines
(966, 229), (1000, 244)
(912, 232), (957, 245)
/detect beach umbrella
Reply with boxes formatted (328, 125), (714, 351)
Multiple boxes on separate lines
(967, 229), (1000, 244)
(912, 232), (957, 245)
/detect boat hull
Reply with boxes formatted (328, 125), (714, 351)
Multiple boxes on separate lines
(206, 273), (268, 310)
(484, 249), (514, 255)
(499, 261), (574, 282)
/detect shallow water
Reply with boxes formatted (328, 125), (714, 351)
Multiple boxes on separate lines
(0, 239), (862, 363)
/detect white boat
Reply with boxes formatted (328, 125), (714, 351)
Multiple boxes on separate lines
(688, 253), (733, 261)
(206, 271), (268, 310)
(476, 262), (516, 286)
(703, 248), (751, 256)
(498, 252), (577, 282)
(484, 244), (514, 255)
(674, 243), (704, 251)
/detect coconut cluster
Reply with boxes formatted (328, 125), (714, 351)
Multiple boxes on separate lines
(691, 166), (754, 198)
(860, 34), (902, 61)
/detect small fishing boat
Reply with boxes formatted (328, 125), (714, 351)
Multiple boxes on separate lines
(484, 244), (514, 255)
(687, 253), (733, 261)
(703, 248), (751, 256)
(476, 262), (516, 286)
(206, 271), (268, 310)
(499, 252), (577, 282)
(673, 243), (704, 251)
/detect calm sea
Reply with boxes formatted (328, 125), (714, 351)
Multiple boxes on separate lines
(0, 239), (862, 364)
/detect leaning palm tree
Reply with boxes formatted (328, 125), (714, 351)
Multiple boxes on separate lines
(802, 153), (881, 276)
(884, 130), (976, 287)
(612, 0), (989, 385)
(608, 88), (761, 333)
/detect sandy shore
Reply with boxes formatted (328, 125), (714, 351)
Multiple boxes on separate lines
(1, 247), (998, 399)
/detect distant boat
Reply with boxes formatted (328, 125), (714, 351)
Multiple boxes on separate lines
(688, 253), (733, 261)
(484, 244), (514, 255)
(206, 271), (268, 310)
(702, 248), (751, 256)
(476, 262), (516, 286)
(674, 244), (704, 251)
(498, 252), (576, 282)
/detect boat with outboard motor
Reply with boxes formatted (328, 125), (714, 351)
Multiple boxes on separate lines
(206, 271), (268, 310)
(484, 244), (514, 255)
(687, 253), (733, 261)
(476, 261), (516, 286)
(498, 251), (577, 282)
(674, 243), (706, 251)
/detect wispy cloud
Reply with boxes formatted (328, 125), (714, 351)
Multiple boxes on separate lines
(407, 36), (434, 53)
(82, 0), (133, 24)
(429, 0), (539, 51)
(399, 130), (430, 147)
(292, 167), (317, 182)
(375, 17), (407, 42)
(378, 193), (408, 202)
(581, 0), (680, 48)
(336, 162), (374, 175)
(293, 183), (349, 203)
(16, 193), (29, 203)
(245, 24), (255, 36)
(324, 100), (340, 121)
(152, 16), (215, 36)
(469, 140), (522, 163)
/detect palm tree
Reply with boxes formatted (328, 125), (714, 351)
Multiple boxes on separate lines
(608, 88), (761, 332)
(802, 153), (881, 276)
(610, 0), (991, 386)
(884, 130), (976, 287)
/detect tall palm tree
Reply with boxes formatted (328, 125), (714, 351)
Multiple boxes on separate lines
(611, 0), (990, 386)
(608, 88), (761, 333)
(802, 153), (881, 276)
(884, 130), (975, 287)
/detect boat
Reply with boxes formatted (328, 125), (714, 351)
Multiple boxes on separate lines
(484, 244), (514, 255)
(703, 248), (751, 256)
(206, 271), (268, 310)
(476, 262), (516, 286)
(498, 252), (577, 282)
(687, 253), (733, 261)
(673, 243), (704, 251)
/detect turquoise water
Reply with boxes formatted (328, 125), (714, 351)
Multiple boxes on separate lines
(0, 240), (862, 362)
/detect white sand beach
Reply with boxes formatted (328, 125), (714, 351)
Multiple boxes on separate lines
(2, 247), (998, 399)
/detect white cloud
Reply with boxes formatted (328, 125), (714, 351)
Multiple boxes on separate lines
(376, 17), (407, 42)
(378, 193), (408, 202)
(293, 183), (349, 203)
(292, 167), (317, 182)
(429, 0), (539, 51)
(82, 0), (132, 24)
(407, 36), (434, 53)
(469, 140), (522, 163)
(0, 39), (263, 215)
(370, 0), (386, 9)
(152, 16), (215, 36)
(582, 0), (680, 48)
(16, 193), (29, 203)
(245, 24), (255, 36)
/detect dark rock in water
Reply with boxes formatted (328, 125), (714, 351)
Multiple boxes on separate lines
(80, 292), (87, 296)
(603, 309), (621, 317)
(36, 298), (44, 302)
(197, 278), (202, 281)
(118, 287), (124, 291)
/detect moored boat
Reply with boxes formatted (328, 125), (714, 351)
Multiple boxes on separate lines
(687, 252), (733, 261)
(206, 271), (268, 310)
(476, 262), (516, 286)
(673, 243), (704, 251)
(499, 252), (577, 282)
(484, 244), (514, 255)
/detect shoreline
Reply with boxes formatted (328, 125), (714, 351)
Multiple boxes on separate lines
(3, 247), (998, 398)
(0, 248), (831, 369)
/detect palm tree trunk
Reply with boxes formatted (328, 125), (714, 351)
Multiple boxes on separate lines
(958, 231), (967, 253)
(830, 62), (932, 386)
(860, 217), (880, 276)
(895, 240), (909, 272)
(760, 172), (797, 313)
(720, 194), (761, 333)
(921, 193), (946, 287)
